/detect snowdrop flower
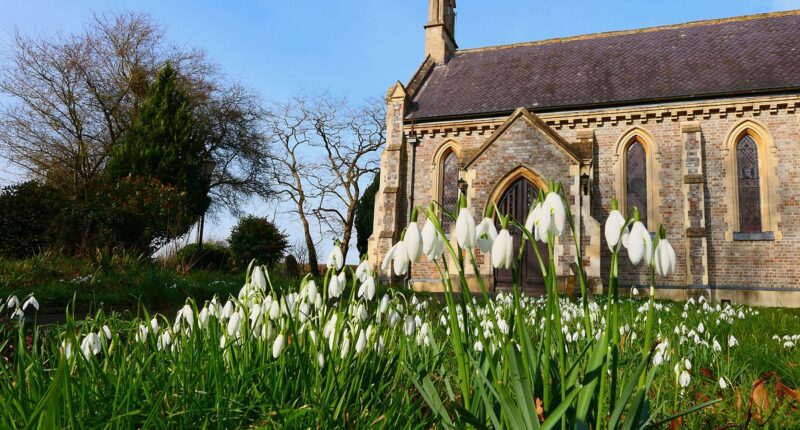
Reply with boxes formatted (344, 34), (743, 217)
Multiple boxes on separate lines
(136, 324), (149, 343)
(476, 217), (498, 253)
(227, 312), (242, 337)
(698, 322), (705, 334)
(631, 286), (640, 296)
(381, 242), (398, 274)
(269, 300), (281, 319)
(653, 350), (664, 366)
(150, 317), (159, 332)
(317, 351), (325, 367)
(524, 203), (543, 241)
(102, 325), (112, 340)
(712, 338), (722, 352)
(392, 241), (410, 276)
(272, 333), (285, 358)
(222, 301), (235, 320)
(404, 221), (423, 263)
(198, 307), (210, 329)
(654, 238), (677, 276)
(357, 277), (376, 301)
(474, 340), (484, 352)
(61, 340), (74, 359)
(340, 330), (351, 359)
(455, 206), (477, 249)
(491, 228), (514, 270)
(80, 332), (102, 359)
(157, 331), (172, 351)
(304, 280), (318, 304)
(379, 295), (391, 315)
(627, 221), (652, 265)
(604, 205), (626, 251)
(22, 296), (39, 311)
(327, 244), (344, 271)
(328, 273), (344, 299)
(539, 192), (566, 241)
(355, 261), (372, 283)
(729, 335), (738, 347)
(7, 295), (19, 309)
(679, 370), (691, 388)
(355, 329), (367, 354)
(252, 266), (267, 291)
(404, 315), (416, 337)
(719, 377), (728, 390)
(422, 223), (445, 261)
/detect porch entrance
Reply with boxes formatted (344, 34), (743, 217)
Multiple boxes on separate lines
(493, 177), (547, 295)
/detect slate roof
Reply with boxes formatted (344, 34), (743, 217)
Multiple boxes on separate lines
(406, 11), (800, 121)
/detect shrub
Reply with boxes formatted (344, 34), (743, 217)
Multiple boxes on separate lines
(176, 243), (232, 272)
(228, 216), (288, 269)
(104, 175), (194, 253)
(0, 181), (68, 258)
(284, 254), (300, 278)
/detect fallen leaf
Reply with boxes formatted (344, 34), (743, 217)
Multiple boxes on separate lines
(535, 397), (544, 423)
(750, 378), (771, 425)
(669, 415), (682, 429)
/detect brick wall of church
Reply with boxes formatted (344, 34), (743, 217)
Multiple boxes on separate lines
(371, 93), (800, 304)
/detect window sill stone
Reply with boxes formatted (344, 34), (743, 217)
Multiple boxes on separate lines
(733, 231), (774, 241)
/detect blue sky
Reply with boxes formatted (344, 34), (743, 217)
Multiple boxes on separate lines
(2, 0), (799, 260)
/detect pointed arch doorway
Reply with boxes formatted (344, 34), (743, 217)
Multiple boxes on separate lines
(493, 177), (547, 295)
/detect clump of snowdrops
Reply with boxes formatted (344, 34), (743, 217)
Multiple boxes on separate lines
(383, 180), (716, 428)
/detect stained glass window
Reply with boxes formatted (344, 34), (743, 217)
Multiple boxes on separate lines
(440, 151), (459, 232)
(737, 134), (762, 232)
(626, 140), (648, 226)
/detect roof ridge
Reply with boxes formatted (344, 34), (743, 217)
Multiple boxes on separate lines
(455, 9), (800, 55)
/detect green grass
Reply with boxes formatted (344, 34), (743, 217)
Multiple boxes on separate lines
(2, 278), (800, 428)
(0, 254), (246, 313)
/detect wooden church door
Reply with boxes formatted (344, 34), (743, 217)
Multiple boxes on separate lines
(493, 177), (547, 295)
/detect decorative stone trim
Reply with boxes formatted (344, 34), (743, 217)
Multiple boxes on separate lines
(403, 95), (800, 134)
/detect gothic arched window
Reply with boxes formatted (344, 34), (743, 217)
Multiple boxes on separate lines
(736, 134), (762, 233)
(625, 139), (648, 226)
(440, 150), (459, 232)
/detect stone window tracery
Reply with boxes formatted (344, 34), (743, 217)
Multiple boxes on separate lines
(625, 139), (648, 226)
(736, 134), (762, 233)
(440, 150), (459, 232)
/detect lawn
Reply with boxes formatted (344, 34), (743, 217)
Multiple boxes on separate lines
(2, 267), (800, 429)
(0, 253), (245, 315)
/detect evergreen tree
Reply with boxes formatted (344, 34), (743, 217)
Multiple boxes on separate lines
(354, 172), (379, 258)
(107, 63), (209, 242)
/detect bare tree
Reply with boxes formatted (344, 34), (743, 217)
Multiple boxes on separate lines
(0, 11), (271, 212)
(264, 97), (323, 276)
(309, 97), (384, 262)
(289, 239), (309, 272)
(195, 83), (272, 214)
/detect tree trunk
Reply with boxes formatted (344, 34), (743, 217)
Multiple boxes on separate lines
(339, 199), (359, 263)
(299, 211), (320, 277)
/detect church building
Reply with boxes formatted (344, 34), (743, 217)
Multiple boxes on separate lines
(368, 1), (800, 306)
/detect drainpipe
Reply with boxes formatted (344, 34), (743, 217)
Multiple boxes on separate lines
(406, 126), (420, 289)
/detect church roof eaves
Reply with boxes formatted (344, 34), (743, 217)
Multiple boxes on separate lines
(406, 10), (800, 121)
